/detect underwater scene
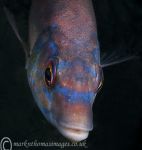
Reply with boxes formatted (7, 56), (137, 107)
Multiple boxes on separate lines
(0, 0), (142, 149)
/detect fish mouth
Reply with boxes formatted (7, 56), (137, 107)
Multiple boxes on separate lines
(57, 123), (90, 142)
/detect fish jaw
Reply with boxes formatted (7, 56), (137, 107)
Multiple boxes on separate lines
(49, 90), (95, 141)
(53, 102), (93, 142)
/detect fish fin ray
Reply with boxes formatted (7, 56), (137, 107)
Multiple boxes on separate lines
(3, 6), (30, 62)
(101, 51), (139, 68)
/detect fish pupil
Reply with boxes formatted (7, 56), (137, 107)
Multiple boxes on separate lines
(45, 66), (53, 87)
(45, 59), (57, 87)
(45, 67), (52, 81)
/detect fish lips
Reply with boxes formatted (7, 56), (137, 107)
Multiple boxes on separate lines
(57, 123), (90, 142)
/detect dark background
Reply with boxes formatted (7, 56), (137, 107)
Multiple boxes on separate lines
(0, 0), (142, 149)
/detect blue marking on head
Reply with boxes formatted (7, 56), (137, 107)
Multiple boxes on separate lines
(58, 60), (71, 71)
(48, 40), (59, 56)
(58, 60), (97, 77)
(48, 41), (57, 50)
(29, 75), (35, 86)
(33, 35), (48, 53)
(92, 47), (100, 63)
(49, 23), (59, 32)
(54, 85), (95, 103)
(85, 66), (97, 77)
(42, 107), (50, 116)
(92, 32), (100, 45)
(43, 86), (53, 101)
(32, 24), (59, 54)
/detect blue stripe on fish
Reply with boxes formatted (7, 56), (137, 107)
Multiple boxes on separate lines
(43, 86), (53, 101)
(58, 60), (97, 77)
(58, 60), (71, 70)
(49, 23), (59, 32)
(32, 24), (59, 54)
(48, 40), (59, 56)
(92, 47), (100, 63)
(54, 85), (96, 103)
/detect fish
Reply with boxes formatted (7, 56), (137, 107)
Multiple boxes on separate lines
(3, 0), (136, 142)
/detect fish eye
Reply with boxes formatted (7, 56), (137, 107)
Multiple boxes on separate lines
(45, 59), (56, 87)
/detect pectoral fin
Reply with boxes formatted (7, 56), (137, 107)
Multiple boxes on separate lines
(101, 51), (139, 68)
(3, 6), (30, 65)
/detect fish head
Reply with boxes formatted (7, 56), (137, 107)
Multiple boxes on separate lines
(51, 57), (103, 141)
(27, 26), (103, 141)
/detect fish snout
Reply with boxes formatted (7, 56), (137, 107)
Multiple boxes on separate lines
(51, 93), (93, 141)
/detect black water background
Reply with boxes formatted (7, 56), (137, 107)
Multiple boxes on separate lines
(0, 0), (142, 149)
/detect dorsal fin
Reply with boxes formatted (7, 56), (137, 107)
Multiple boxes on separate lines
(3, 6), (30, 65)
